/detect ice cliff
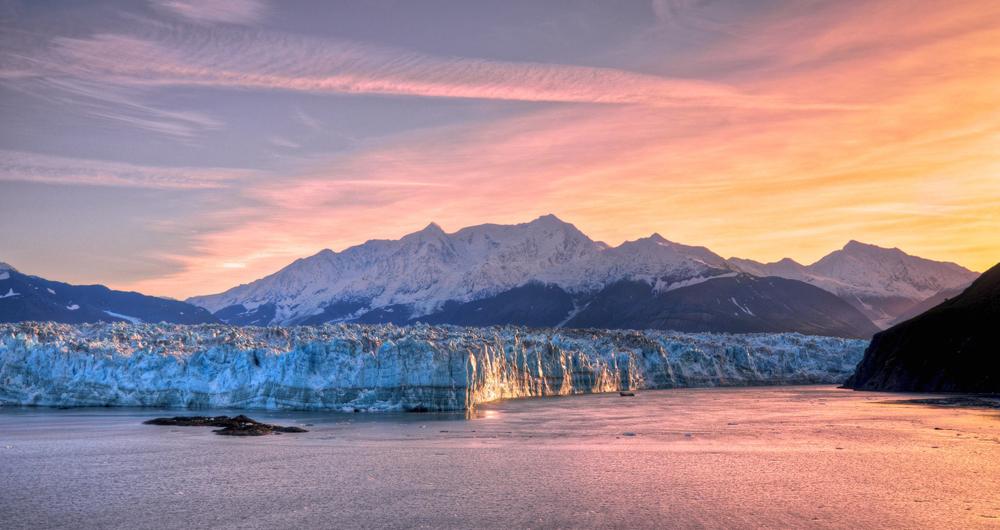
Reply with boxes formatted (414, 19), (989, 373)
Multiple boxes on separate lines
(0, 322), (866, 412)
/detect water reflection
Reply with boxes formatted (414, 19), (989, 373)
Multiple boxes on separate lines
(2, 386), (999, 529)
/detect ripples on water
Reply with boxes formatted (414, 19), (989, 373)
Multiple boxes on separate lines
(1, 386), (998, 529)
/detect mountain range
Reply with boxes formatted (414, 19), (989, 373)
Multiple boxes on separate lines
(0, 262), (215, 325)
(728, 241), (979, 327)
(1, 216), (977, 336)
(183, 215), (977, 337)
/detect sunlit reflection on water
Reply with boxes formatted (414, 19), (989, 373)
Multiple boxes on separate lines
(2, 385), (999, 529)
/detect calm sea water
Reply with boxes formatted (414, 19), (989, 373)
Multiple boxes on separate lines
(1, 386), (998, 529)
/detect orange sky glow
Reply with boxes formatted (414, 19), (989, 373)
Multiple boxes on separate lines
(2, 1), (997, 299)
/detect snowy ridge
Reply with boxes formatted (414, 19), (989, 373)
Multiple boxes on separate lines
(186, 216), (976, 329)
(187, 215), (734, 324)
(729, 241), (979, 327)
(730, 241), (976, 300)
(0, 322), (866, 412)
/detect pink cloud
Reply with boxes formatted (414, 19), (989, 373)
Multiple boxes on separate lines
(28, 0), (989, 297)
(124, 0), (1000, 297)
(39, 27), (847, 109)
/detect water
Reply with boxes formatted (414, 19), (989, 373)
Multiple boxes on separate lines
(1, 386), (998, 529)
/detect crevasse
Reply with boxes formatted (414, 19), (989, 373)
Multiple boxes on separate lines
(0, 322), (865, 412)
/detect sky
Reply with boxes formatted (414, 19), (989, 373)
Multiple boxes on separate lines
(1, 0), (997, 299)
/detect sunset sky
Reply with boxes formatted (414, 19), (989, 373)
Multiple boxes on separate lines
(1, 0), (998, 298)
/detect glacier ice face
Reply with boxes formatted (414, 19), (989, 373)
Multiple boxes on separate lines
(0, 322), (866, 412)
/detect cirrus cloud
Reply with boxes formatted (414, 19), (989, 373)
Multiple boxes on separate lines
(0, 150), (253, 189)
(151, 0), (269, 25)
(28, 24), (852, 110)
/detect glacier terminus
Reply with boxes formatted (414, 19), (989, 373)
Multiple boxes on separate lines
(0, 322), (865, 412)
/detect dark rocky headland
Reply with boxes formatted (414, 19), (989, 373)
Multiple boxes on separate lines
(846, 262), (1000, 393)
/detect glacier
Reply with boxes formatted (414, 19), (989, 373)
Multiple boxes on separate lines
(0, 322), (866, 412)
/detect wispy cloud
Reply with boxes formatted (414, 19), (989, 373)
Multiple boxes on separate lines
(294, 108), (323, 132)
(650, 0), (735, 35)
(41, 78), (222, 138)
(0, 150), (252, 189)
(267, 136), (301, 149)
(26, 25), (849, 110)
(5, 0), (998, 298)
(124, 0), (1000, 297)
(151, 0), (268, 25)
(0, 30), (224, 140)
(0, 8), (852, 148)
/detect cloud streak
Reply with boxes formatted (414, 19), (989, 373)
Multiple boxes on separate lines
(0, 29), (223, 140)
(0, 150), (252, 189)
(152, 0), (269, 25)
(0, 8), (854, 146)
(3, 0), (998, 298)
(33, 26), (850, 110)
(121, 0), (1000, 297)
(42, 78), (223, 138)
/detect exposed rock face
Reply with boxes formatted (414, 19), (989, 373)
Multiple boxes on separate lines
(845, 262), (1000, 393)
(368, 276), (878, 338)
(417, 283), (575, 328)
(563, 276), (879, 339)
(144, 415), (308, 436)
(0, 322), (866, 412)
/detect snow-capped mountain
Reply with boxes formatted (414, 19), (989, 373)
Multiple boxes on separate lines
(185, 215), (977, 336)
(188, 215), (736, 325)
(0, 262), (216, 325)
(728, 241), (979, 328)
(188, 215), (890, 337)
(547, 233), (732, 292)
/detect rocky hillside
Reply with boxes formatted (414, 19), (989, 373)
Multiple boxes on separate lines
(0, 263), (216, 325)
(845, 262), (1000, 392)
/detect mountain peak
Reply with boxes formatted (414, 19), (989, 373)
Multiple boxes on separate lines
(421, 222), (446, 234)
(775, 257), (803, 267)
(523, 214), (593, 243)
(843, 240), (899, 254)
(402, 222), (449, 242)
(529, 213), (569, 227)
(0, 261), (15, 272)
(622, 233), (674, 248)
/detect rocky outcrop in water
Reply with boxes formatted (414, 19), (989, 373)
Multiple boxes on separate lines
(845, 262), (1000, 393)
(0, 322), (866, 412)
(144, 415), (308, 436)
